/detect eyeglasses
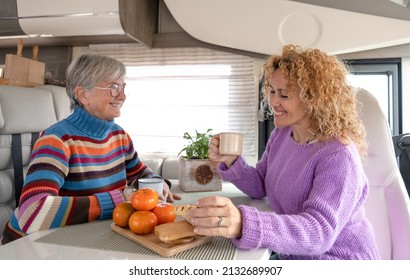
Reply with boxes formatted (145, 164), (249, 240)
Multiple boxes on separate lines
(93, 83), (126, 97)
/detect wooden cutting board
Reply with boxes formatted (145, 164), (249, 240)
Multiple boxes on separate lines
(111, 223), (212, 257)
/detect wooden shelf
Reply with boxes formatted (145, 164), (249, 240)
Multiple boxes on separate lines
(0, 78), (41, 87)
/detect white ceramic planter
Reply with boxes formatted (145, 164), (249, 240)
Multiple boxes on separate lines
(178, 157), (222, 192)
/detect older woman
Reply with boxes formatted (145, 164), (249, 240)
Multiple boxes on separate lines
(190, 45), (380, 260)
(1, 54), (178, 245)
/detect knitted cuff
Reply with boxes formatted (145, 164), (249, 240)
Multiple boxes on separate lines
(217, 156), (244, 181)
(231, 205), (263, 249)
(109, 190), (124, 206)
(94, 192), (114, 220)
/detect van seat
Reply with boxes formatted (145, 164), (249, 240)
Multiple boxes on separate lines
(358, 88), (410, 259)
(0, 85), (70, 236)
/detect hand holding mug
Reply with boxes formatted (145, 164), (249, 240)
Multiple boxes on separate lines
(209, 132), (243, 168)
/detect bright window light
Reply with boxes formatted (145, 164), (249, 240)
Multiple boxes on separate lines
(89, 45), (257, 159)
(116, 64), (254, 157)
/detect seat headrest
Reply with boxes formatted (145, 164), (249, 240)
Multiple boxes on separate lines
(0, 86), (58, 134)
(37, 85), (71, 121)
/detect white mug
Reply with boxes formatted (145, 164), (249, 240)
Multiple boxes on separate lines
(219, 132), (243, 156)
(138, 178), (164, 197)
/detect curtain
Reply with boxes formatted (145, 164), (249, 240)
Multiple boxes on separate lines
(89, 44), (258, 159)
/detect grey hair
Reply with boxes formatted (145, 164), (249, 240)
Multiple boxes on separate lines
(65, 54), (126, 110)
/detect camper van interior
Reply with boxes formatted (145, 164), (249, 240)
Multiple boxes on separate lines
(1, 0), (410, 261)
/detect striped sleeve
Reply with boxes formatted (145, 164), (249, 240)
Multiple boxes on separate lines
(16, 135), (96, 233)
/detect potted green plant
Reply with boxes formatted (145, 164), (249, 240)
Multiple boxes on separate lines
(177, 129), (222, 192)
(178, 129), (213, 159)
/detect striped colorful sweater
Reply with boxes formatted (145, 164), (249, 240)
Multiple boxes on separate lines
(2, 107), (158, 244)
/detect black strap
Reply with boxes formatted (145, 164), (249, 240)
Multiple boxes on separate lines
(31, 132), (39, 148)
(398, 135), (410, 197)
(11, 134), (23, 207)
(11, 132), (40, 207)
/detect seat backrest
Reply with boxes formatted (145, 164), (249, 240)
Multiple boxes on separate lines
(357, 88), (410, 259)
(0, 85), (70, 235)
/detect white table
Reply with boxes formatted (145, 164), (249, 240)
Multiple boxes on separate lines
(0, 181), (272, 260)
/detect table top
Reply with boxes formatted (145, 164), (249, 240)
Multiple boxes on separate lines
(0, 181), (272, 260)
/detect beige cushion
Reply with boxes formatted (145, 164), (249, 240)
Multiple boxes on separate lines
(162, 157), (179, 180)
(0, 86), (58, 134)
(38, 85), (72, 121)
(140, 157), (164, 175)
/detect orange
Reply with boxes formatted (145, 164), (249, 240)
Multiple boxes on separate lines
(112, 202), (135, 228)
(131, 188), (158, 211)
(152, 203), (176, 225)
(128, 210), (158, 234)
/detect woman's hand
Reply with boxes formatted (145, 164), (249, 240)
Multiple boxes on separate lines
(188, 196), (242, 238)
(209, 134), (238, 168)
(162, 182), (182, 203)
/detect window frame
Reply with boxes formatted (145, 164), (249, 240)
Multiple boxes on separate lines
(347, 58), (402, 135)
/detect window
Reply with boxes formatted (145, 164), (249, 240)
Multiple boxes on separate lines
(88, 44), (258, 159)
(346, 59), (401, 135)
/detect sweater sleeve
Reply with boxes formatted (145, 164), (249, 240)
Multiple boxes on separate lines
(16, 134), (124, 234)
(217, 157), (266, 198)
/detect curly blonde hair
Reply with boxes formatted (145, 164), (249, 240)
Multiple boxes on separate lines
(262, 44), (366, 155)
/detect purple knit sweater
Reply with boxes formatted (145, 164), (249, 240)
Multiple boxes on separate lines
(217, 126), (380, 259)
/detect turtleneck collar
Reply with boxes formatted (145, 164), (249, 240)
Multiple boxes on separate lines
(67, 107), (115, 138)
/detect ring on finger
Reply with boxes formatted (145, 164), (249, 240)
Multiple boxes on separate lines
(217, 216), (224, 227)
